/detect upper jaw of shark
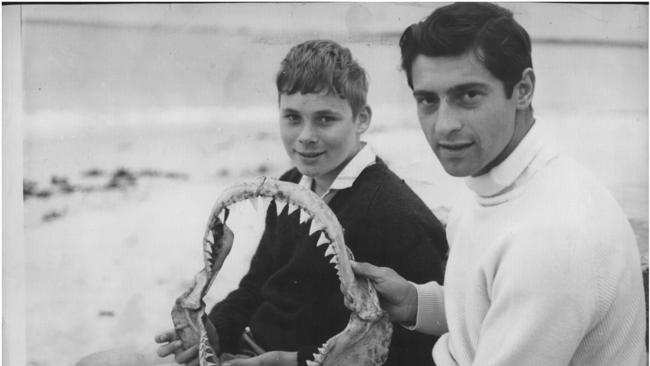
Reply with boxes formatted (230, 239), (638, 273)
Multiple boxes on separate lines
(173, 177), (391, 366)
(204, 176), (383, 321)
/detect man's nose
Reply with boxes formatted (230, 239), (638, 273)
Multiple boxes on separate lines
(434, 100), (462, 136)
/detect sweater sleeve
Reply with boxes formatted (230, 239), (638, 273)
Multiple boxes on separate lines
(466, 225), (600, 366)
(208, 204), (278, 353)
(409, 281), (447, 335)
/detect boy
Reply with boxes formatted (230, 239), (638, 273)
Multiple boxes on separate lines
(157, 39), (448, 366)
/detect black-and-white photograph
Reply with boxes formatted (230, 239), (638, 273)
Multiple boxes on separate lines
(4, 2), (648, 366)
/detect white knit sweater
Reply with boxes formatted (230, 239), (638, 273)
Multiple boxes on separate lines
(413, 123), (647, 365)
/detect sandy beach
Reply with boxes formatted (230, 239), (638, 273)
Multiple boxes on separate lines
(6, 3), (648, 366)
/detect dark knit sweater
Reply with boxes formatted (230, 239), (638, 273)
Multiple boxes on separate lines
(209, 159), (448, 366)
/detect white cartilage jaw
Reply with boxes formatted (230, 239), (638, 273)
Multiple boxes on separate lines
(174, 178), (391, 366)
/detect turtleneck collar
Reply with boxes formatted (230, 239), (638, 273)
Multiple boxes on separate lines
(465, 121), (558, 203)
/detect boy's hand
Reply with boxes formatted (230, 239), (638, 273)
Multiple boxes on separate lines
(222, 351), (297, 366)
(351, 261), (418, 324)
(155, 329), (199, 366)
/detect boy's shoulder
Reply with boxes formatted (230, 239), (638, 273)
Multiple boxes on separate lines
(354, 160), (440, 218)
(277, 167), (302, 184)
(356, 159), (417, 199)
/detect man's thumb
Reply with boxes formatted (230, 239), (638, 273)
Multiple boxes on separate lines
(351, 261), (379, 279)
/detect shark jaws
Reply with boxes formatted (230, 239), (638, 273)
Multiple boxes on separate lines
(171, 177), (392, 366)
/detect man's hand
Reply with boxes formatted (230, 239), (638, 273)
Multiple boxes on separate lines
(351, 261), (418, 324)
(154, 329), (199, 366)
(222, 351), (297, 366)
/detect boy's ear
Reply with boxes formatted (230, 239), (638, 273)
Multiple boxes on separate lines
(515, 68), (535, 110)
(356, 105), (371, 134)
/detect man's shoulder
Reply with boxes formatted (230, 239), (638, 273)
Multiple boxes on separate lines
(527, 155), (623, 215)
(508, 155), (636, 253)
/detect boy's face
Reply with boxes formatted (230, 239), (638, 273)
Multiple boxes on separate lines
(279, 91), (369, 186)
(410, 52), (522, 177)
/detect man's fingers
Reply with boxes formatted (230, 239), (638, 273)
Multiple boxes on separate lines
(222, 359), (246, 366)
(175, 344), (199, 364)
(351, 261), (383, 280)
(157, 340), (183, 358)
(154, 329), (178, 344)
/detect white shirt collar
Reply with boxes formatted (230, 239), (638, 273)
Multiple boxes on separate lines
(298, 143), (377, 197)
(465, 121), (558, 199)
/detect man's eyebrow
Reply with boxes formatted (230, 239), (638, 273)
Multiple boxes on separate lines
(280, 107), (299, 113)
(413, 82), (490, 98)
(447, 82), (490, 94)
(412, 90), (438, 98)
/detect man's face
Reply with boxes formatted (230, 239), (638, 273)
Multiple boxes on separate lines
(279, 91), (368, 185)
(411, 52), (520, 177)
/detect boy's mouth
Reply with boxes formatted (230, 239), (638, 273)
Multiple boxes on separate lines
(296, 150), (325, 159)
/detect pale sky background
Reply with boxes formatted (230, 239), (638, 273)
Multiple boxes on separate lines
(19, 2), (648, 43)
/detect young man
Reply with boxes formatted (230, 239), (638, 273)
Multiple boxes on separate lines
(352, 3), (647, 365)
(156, 40), (448, 366)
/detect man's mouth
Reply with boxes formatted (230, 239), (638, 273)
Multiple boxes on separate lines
(438, 141), (473, 151)
(296, 150), (325, 159)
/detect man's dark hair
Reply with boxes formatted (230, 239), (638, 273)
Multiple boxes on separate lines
(400, 2), (532, 97)
(276, 39), (368, 117)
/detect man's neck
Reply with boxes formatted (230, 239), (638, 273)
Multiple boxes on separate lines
(473, 110), (535, 177)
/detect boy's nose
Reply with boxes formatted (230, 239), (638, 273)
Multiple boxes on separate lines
(298, 125), (318, 144)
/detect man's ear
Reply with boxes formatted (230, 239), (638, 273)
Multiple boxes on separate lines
(515, 68), (535, 110)
(356, 105), (372, 134)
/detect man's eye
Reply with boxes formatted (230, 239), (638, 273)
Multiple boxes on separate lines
(317, 116), (335, 125)
(417, 96), (438, 106)
(460, 90), (483, 104)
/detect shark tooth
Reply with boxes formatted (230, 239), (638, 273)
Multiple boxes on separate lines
(324, 244), (336, 257)
(259, 196), (272, 211)
(316, 232), (329, 247)
(318, 345), (327, 354)
(274, 198), (287, 216)
(329, 255), (338, 264)
(309, 217), (325, 236)
(287, 202), (299, 215)
(217, 210), (225, 223)
(314, 353), (324, 363)
(306, 361), (319, 366)
(249, 196), (260, 211)
(299, 208), (310, 224)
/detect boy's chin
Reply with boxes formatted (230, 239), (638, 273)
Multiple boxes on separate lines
(296, 166), (321, 178)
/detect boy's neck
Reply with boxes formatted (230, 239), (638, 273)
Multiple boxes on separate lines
(311, 142), (364, 196)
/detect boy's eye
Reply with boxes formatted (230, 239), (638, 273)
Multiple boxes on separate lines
(284, 114), (301, 124)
